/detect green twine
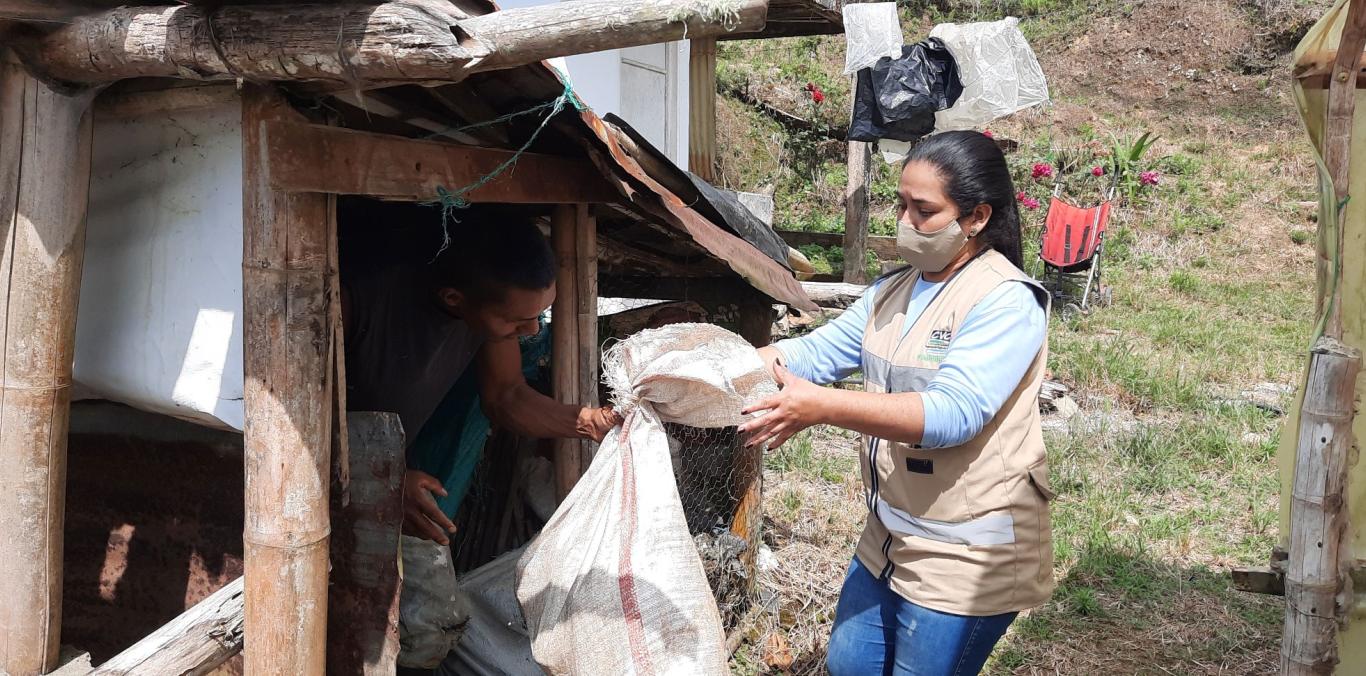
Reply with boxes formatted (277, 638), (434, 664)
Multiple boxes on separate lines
(427, 82), (586, 261)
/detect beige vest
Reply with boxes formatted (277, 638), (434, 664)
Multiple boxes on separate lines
(855, 250), (1055, 616)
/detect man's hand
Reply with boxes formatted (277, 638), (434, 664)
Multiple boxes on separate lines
(576, 405), (623, 442)
(402, 470), (457, 546)
(738, 362), (825, 450)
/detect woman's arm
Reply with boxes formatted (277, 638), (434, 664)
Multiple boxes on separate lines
(767, 283), (879, 385)
(740, 282), (1046, 449)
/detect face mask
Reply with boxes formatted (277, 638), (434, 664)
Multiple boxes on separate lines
(897, 219), (969, 274)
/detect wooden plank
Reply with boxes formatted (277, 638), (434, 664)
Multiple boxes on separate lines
(1232, 567), (1285, 596)
(1283, 337), (1361, 675)
(551, 205), (581, 501)
(262, 121), (618, 204)
(1322, 0), (1366, 338)
(0, 53), (94, 676)
(575, 205), (600, 473)
(327, 413), (404, 676)
(89, 577), (245, 676)
(94, 83), (238, 120)
(241, 84), (334, 676)
(776, 229), (899, 261)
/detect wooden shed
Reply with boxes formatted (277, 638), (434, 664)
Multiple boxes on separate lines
(0, 1), (817, 673)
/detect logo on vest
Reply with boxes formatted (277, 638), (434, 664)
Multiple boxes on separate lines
(918, 327), (953, 363)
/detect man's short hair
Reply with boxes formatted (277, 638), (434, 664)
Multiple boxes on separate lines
(429, 217), (555, 300)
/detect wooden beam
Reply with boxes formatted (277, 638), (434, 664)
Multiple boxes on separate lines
(241, 85), (334, 676)
(0, 54), (93, 676)
(688, 38), (718, 181)
(800, 281), (867, 309)
(574, 205), (600, 473)
(551, 204), (581, 501)
(89, 577), (245, 676)
(262, 120), (618, 204)
(600, 275), (760, 303)
(775, 229), (898, 260)
(731, 293), (774, 594)
(0, 1), (95, 23)
(327, 413), (404, 676)
(15, 0), (767, 88)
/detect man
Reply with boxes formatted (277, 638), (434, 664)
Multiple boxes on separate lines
(341, 217), (619, 546)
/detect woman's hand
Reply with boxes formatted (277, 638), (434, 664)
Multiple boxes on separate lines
(739, 363), (825, 449)
(402, 469), (457, 545)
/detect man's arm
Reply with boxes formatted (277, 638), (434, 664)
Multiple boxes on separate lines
(476, 337), (619, 441)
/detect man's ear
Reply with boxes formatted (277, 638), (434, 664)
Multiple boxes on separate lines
(437, 287), (464, 312)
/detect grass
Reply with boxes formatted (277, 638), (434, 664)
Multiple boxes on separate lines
(720, 0), (1321, 672)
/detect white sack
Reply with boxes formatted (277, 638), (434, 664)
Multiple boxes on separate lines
(843, 3), (904, 74)
(516, 323), (776, 675)
(930, 17), (1049, 131)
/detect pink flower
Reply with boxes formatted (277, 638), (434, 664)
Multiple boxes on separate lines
(1139, 170), (1160, 186)
(1016, 190), (1027, 201)
(1023, 197), (1041, 210)
(983, 130), (994, 139)
(1091, 165), (1105, 177)
(1031, 163), (1053, 180)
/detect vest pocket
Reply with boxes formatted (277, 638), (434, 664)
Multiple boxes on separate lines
(1027, 460), (1056, 501)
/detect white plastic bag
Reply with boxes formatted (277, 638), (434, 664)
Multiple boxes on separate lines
(516, 323), (777, 675)
(930, 17), (1049, 131)
(843, 3), (904, 75)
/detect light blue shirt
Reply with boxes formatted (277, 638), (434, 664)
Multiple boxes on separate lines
(774, 276), (1047, 448)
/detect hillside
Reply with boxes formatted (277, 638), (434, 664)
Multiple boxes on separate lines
(721, 0), (1331, 672)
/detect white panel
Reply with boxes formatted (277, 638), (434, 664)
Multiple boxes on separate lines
(75, 99), (246, 431)
(621, 43), (669, 71)
(620, 61), (670, 155)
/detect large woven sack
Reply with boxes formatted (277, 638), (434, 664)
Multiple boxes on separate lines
(516, 323), (776, 675)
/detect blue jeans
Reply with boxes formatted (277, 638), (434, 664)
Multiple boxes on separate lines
(827, 557), (1017, 676)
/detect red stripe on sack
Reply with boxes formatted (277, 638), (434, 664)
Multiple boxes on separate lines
(616, 412), (656, 674)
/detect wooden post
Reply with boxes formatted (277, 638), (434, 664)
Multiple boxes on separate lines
(842, 0), (872, 285)
(688, 38), (718, 181)
(241, 85), (334, 676)
(842, 138), (871, 284)
(551, 204), (581, 500)
(1284, 338), (1361, 674)
(574, 205), (600, 473)
(0, 54), (94, 676)
(732, 292), (774, 591)
(1283, 2), (1366, 673)
(327, 413), (404, 676)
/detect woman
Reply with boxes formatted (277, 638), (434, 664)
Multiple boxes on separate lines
(740, 131), (1054, 675)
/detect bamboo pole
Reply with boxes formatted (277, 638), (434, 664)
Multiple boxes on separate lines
(574, 204), (600, 473)
(241, 85), (334, 676)
(551, 204), (581, 501)
(1283, 1), (1366, 673)
(0, 54), (93, 676)
(732, 292), (773, 592)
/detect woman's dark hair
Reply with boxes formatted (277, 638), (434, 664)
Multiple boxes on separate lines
(902, 130), (1024, 268)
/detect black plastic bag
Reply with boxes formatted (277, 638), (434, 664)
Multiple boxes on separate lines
(849, 38), (963, 143)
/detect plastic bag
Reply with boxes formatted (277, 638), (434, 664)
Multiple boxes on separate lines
(843, 3), (904, 74)
(930, 17), (1049, 131)
(516, 323), (777, 675)
(849, 39), (963, 143)
(398, 535), (472, 669)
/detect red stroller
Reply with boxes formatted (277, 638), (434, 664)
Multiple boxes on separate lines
(1039, 179), (1116, 315)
